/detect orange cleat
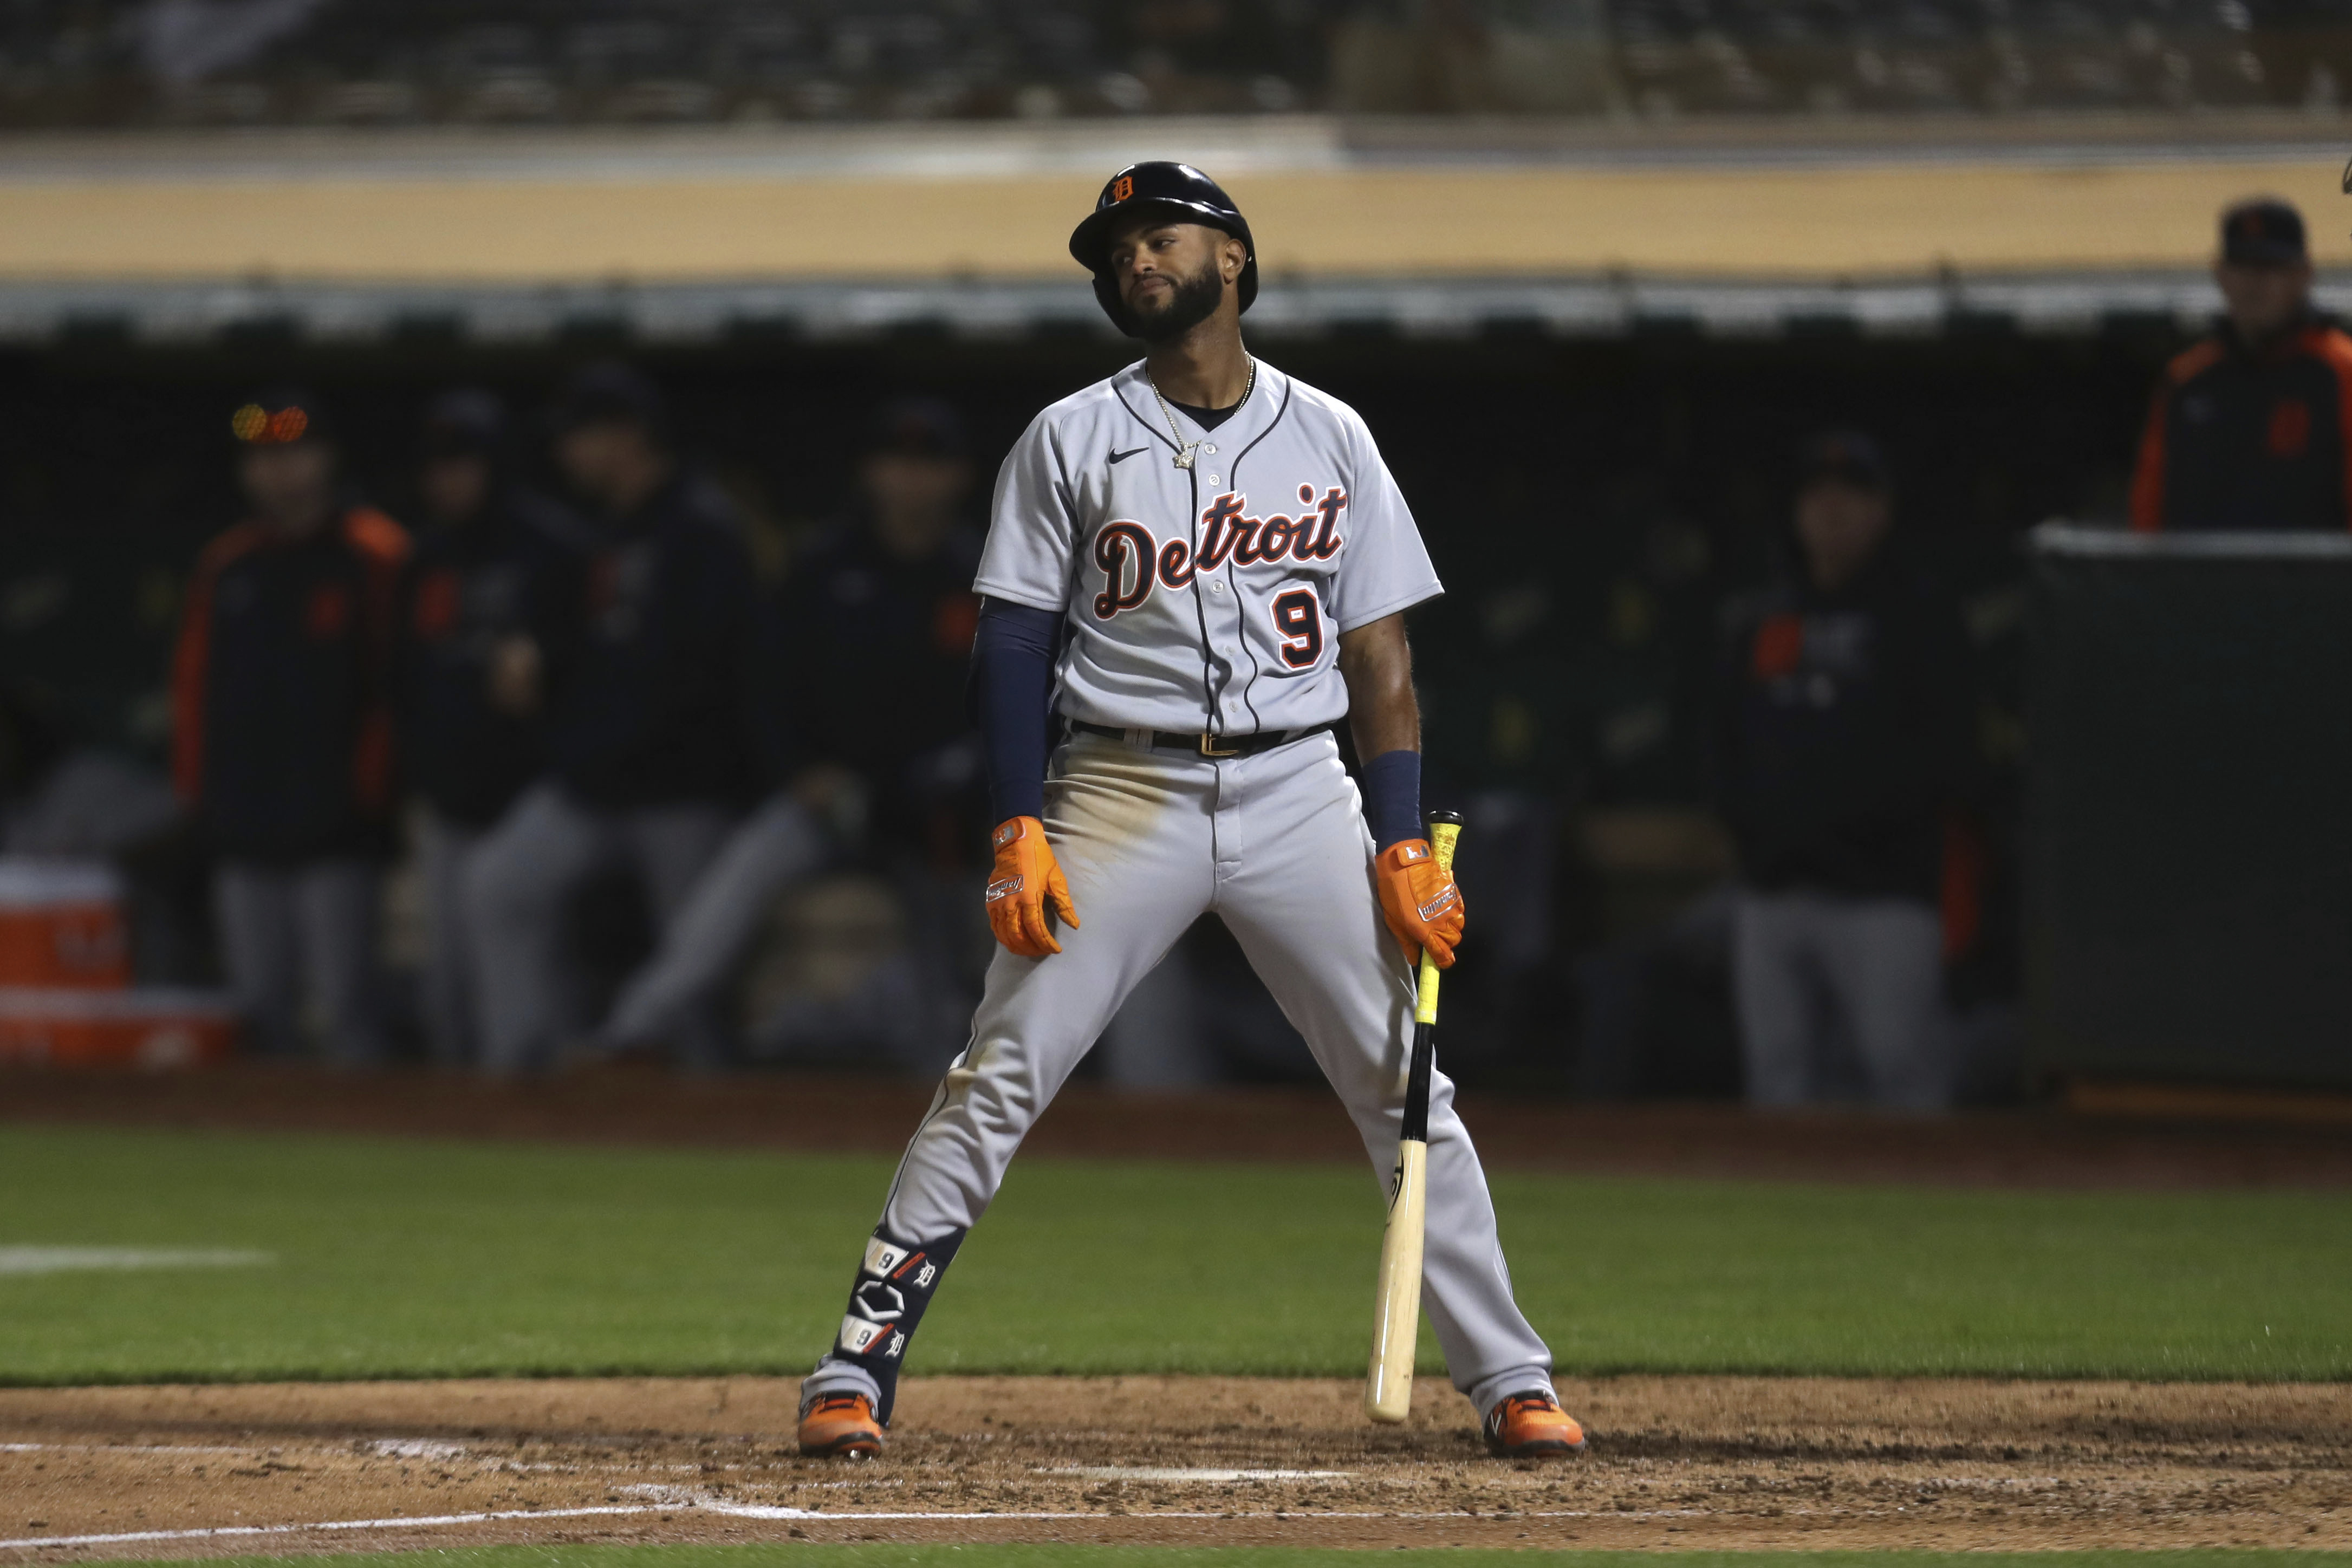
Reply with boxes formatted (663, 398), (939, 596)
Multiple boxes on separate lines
(798, 1393), (883, 1459)
(1483, 1390), (1587, 1458)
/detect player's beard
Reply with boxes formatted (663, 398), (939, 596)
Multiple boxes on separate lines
(1127, 260), (1226, 344)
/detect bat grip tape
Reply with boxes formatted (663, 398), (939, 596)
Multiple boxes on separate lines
(1400, 1022), (1434, 1143)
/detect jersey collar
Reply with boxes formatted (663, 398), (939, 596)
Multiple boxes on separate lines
(1115, 359), (1290, 469)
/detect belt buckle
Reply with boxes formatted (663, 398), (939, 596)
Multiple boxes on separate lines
(1198, 732), (1240, 759)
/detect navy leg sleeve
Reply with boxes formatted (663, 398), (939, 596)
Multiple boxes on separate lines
(828, 1224), (967, 1426)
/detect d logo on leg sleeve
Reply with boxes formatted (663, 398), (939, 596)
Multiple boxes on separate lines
(830, 1225), (966, 1426)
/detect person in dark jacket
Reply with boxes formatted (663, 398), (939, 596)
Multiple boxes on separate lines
(394, 389), (585, 1066)
(1713, 431), (1975, 1110)
(2132, 197), (2352, 533)
(780, 396), (988, 871)
(599, 396), (988, 1069)
(464, 365), (759, 1075)
(172, 388), (410, 1062)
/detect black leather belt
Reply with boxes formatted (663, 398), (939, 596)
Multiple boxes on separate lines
(1068, 720), (1334, 759)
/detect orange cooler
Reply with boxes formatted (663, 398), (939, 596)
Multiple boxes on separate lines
(0, 859), (131, 989)
(0, 988), (239, 1068)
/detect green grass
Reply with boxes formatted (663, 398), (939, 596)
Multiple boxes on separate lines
(1, 1123), (2347, 1384)
(130, 1550), (2352, 1568)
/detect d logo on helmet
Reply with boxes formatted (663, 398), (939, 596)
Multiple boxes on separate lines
(1112, 175), (1134, 202)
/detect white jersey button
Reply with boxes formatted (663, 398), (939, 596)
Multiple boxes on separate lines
(1209, 578), (1226, 593)
(1206, 474), (1220, 486)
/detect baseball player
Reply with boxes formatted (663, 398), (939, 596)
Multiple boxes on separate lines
(795, 163), (1584, 1462)
(174, 388), (408, 1065)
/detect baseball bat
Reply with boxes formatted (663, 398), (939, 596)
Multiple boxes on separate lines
(1365, 808), (1463, 1424)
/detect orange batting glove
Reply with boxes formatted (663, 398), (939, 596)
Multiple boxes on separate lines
(985, 816), (1080, 958)
(1374, 838), (1465, 970)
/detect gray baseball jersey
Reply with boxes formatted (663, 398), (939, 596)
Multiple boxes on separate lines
(975, 360), (1441, 735)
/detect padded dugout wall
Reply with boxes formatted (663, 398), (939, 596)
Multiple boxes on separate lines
(2028, 526), (2352, 1091)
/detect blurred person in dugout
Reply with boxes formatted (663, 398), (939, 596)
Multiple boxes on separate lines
(172, 389), (410, 1063)
(393, 390), (585, 1066)
(2133, 196), (2352, 532)
(1712, 432), (1976, 1111)
(599, 396), (990, 1070)
(465, 364), (762, 1075)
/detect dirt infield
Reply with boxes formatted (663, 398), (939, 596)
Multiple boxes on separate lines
(10, 1063), (2352, 1189)
(2, 1375), (2347, 1559)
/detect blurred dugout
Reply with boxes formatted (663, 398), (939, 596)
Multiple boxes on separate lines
(462, 366), (761, 1075)
(599, 396), (992, 1074)
(393, 388), (584, 1068)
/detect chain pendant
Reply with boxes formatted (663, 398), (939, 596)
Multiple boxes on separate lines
(1150, 358), (1249, 475)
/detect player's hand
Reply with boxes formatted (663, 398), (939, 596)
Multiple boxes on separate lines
(1374, 838), (1465, 970)
(985, 816), (1080, 958)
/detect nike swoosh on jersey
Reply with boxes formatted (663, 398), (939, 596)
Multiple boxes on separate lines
(1108, 446), (1149, 465)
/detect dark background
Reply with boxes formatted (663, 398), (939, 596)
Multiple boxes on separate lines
(0, 324), (2163, 753)
(0, 321), (2187, 1091)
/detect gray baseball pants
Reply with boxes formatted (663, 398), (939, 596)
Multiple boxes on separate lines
(804, 729), (1556, 1419)
(1731, 888), (1953, 1111)
(466, 783), (736, 1075)
(212, 857), (384, 1065)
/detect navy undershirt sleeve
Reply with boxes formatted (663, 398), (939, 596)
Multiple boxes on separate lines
(1360, 748), (1422, 851)
(970, 597), (1062, 825)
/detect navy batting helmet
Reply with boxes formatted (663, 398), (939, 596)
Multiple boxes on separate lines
(1068, 161), (1257, 335)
